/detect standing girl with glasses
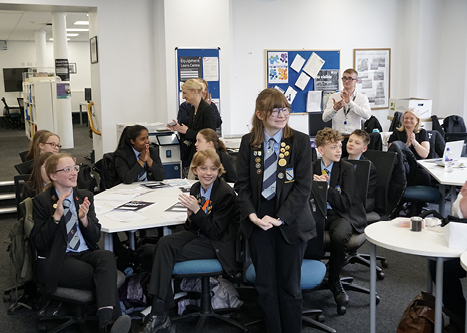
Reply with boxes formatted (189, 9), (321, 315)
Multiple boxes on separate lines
(234, 88), (314, 333)
(140, 149), (238, 333)
(31, 153), (131, 333)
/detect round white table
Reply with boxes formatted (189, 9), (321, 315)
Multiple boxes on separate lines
(365, 219), (464, 333)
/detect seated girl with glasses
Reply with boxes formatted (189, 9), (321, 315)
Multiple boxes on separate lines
(22, 131), (61, 174)
(188, 128), (237, 183)
(31, 153), (131, 333)
(140, 149), (238, 333)
(114, 125), (165, 184)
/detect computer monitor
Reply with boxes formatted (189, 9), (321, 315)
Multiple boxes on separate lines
(308, 113), (332, 137)
(85, 88), (92, 102)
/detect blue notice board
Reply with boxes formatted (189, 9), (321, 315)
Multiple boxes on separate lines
(175, 48), (220, 111)
(266, 50), (340, 113)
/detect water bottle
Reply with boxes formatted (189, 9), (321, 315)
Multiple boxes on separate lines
(445, 147), (453, 173)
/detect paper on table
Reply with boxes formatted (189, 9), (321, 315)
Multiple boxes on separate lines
(96, 188), (150, 201)
(306, 91), (322, 112)
(284, 86), (297, 104)
(295, 72), (311, 90)
(303, 52), (325, 78)
(105, 211), (149, 222)
(166, 179), (191, 187)
(290, 54), (306, 73)
(95, 202), (121, 216)
(160, 214), (187, 222)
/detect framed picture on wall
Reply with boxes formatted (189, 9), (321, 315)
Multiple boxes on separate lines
(353, 48), (391, 109)
(90, 36), (98, 64)
(69, 63), (77, 74)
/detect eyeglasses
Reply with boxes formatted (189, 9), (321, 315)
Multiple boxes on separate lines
(341, 76), (357, 82)
(198, 166), (219, 172)
(45, 142), (62, 149)
(271, 107), (291, 117)
(55, 165), (80, 173)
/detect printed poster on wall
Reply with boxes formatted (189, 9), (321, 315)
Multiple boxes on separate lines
(55, 59), (69, 81)
(314, 70), (339, 92)
(354, 49), (391, 109)
(203, 57), (218, 81)
(268, 51), (288, 84)
(178, 57), (202, 83)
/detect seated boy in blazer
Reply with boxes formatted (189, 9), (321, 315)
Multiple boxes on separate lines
(313, 127), (367, 307)
(346, 129), (378, 212)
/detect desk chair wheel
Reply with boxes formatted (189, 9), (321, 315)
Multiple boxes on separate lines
(377, 271), (385, 280)
(381, 259), (389, 268)
(337, 305), (346, 316)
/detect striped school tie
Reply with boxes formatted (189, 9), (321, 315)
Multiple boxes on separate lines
(137, 153), (146, 181)
(63, 199), (80, 251)
(322, 168), (330, 185)
(262, 138), (277, 200)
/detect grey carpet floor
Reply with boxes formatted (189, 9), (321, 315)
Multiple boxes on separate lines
(0, 124), (458, 332)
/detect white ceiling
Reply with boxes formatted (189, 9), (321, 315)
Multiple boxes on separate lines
(0, 10), (90, 42)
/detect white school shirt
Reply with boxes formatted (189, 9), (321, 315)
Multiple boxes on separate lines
(322, 91), (371, 135)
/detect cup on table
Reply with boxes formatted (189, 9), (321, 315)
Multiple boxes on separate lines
(410, 217), (423, 232)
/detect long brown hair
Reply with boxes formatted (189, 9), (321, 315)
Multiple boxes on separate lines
(26, 130), (52, 160)
(198, 128), (227, 153)
(250, 88), (293, 146)
(27, 152), (53, 195)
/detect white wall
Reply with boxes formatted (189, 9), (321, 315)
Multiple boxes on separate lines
(0, 40), (90, 110)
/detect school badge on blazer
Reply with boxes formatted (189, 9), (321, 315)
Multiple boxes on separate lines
(285, 168), (294, 183)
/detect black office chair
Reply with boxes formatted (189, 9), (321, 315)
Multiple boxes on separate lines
(14, 174), (30, 219)
(426, 130), (446, 159)
(14, 160), (33, 175)
(321, 159), (381, 315)
(19, 150), (29, 163)
(2, 97), (23, 129)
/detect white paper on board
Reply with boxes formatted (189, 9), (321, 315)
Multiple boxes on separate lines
(303, 52), (325, 78)
(290, 54), (306, 73)
(203, 57), (219, 81)
(285, 86), (297, 104)
(295, 72), (311, 90)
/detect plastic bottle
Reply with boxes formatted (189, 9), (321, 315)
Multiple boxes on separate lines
(445, 147), (453, 173)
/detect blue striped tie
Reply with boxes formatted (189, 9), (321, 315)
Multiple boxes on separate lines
(137, 153), (147, 181)
(262, 138), (277, 200)
(63, 199), (80, 251)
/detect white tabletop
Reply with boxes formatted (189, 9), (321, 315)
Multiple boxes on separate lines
(365, 218), (464, 258)
(417, 158), (467, 186)
(94, 181), (194, 234)
(460, 251), (467, 271)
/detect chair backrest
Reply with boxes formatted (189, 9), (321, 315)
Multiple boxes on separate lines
(19, 150), (29, 163)
(346, 159), (371, 211)
(14, 160), (33, 175)
(443, 115), (466, 133)
(364, 150), (396, 216)
(14, 174), (31, 219)
(304, 181), (327, 260)
(97, 152), (120, 191)
(1, 97), (8, 109)
(426, 130), (446, 159)
(17, 97), (24, 109)
(368, 132), (383, 151)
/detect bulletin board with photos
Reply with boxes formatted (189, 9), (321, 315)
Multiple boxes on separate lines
(353, 48), (391, 110)
(265, 49), (340, 114)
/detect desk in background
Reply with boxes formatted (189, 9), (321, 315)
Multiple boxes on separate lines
(95, 181), (194, 251)
(417, 158), (467, 215)
(78, 102), (89, 125)
(365, 219), (464, 333)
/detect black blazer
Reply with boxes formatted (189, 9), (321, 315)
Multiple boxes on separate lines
(344, 155), (377, 212)
(187, 178), (238, 276)
(218, 150), (237, 183)
(31, 186), (101, 293)
(114, 145), (165, 184)
(182, 99), (217, 161)
(312, 159), (367, 233)
(235, 130), (315, 244)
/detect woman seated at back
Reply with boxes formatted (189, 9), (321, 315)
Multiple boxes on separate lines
(140, 149), (238, 333)
(31, 153), (131, 333)
(188, 128), (237, 183)
(388, 108), (431, 186)
(114, 125), (165, 184)
(22, 152), (53, 200)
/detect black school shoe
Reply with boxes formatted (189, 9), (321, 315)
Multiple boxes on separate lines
(329, 278), (349, 306)
(101, 315), (132, 333)
(139, 314), (176, 333)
